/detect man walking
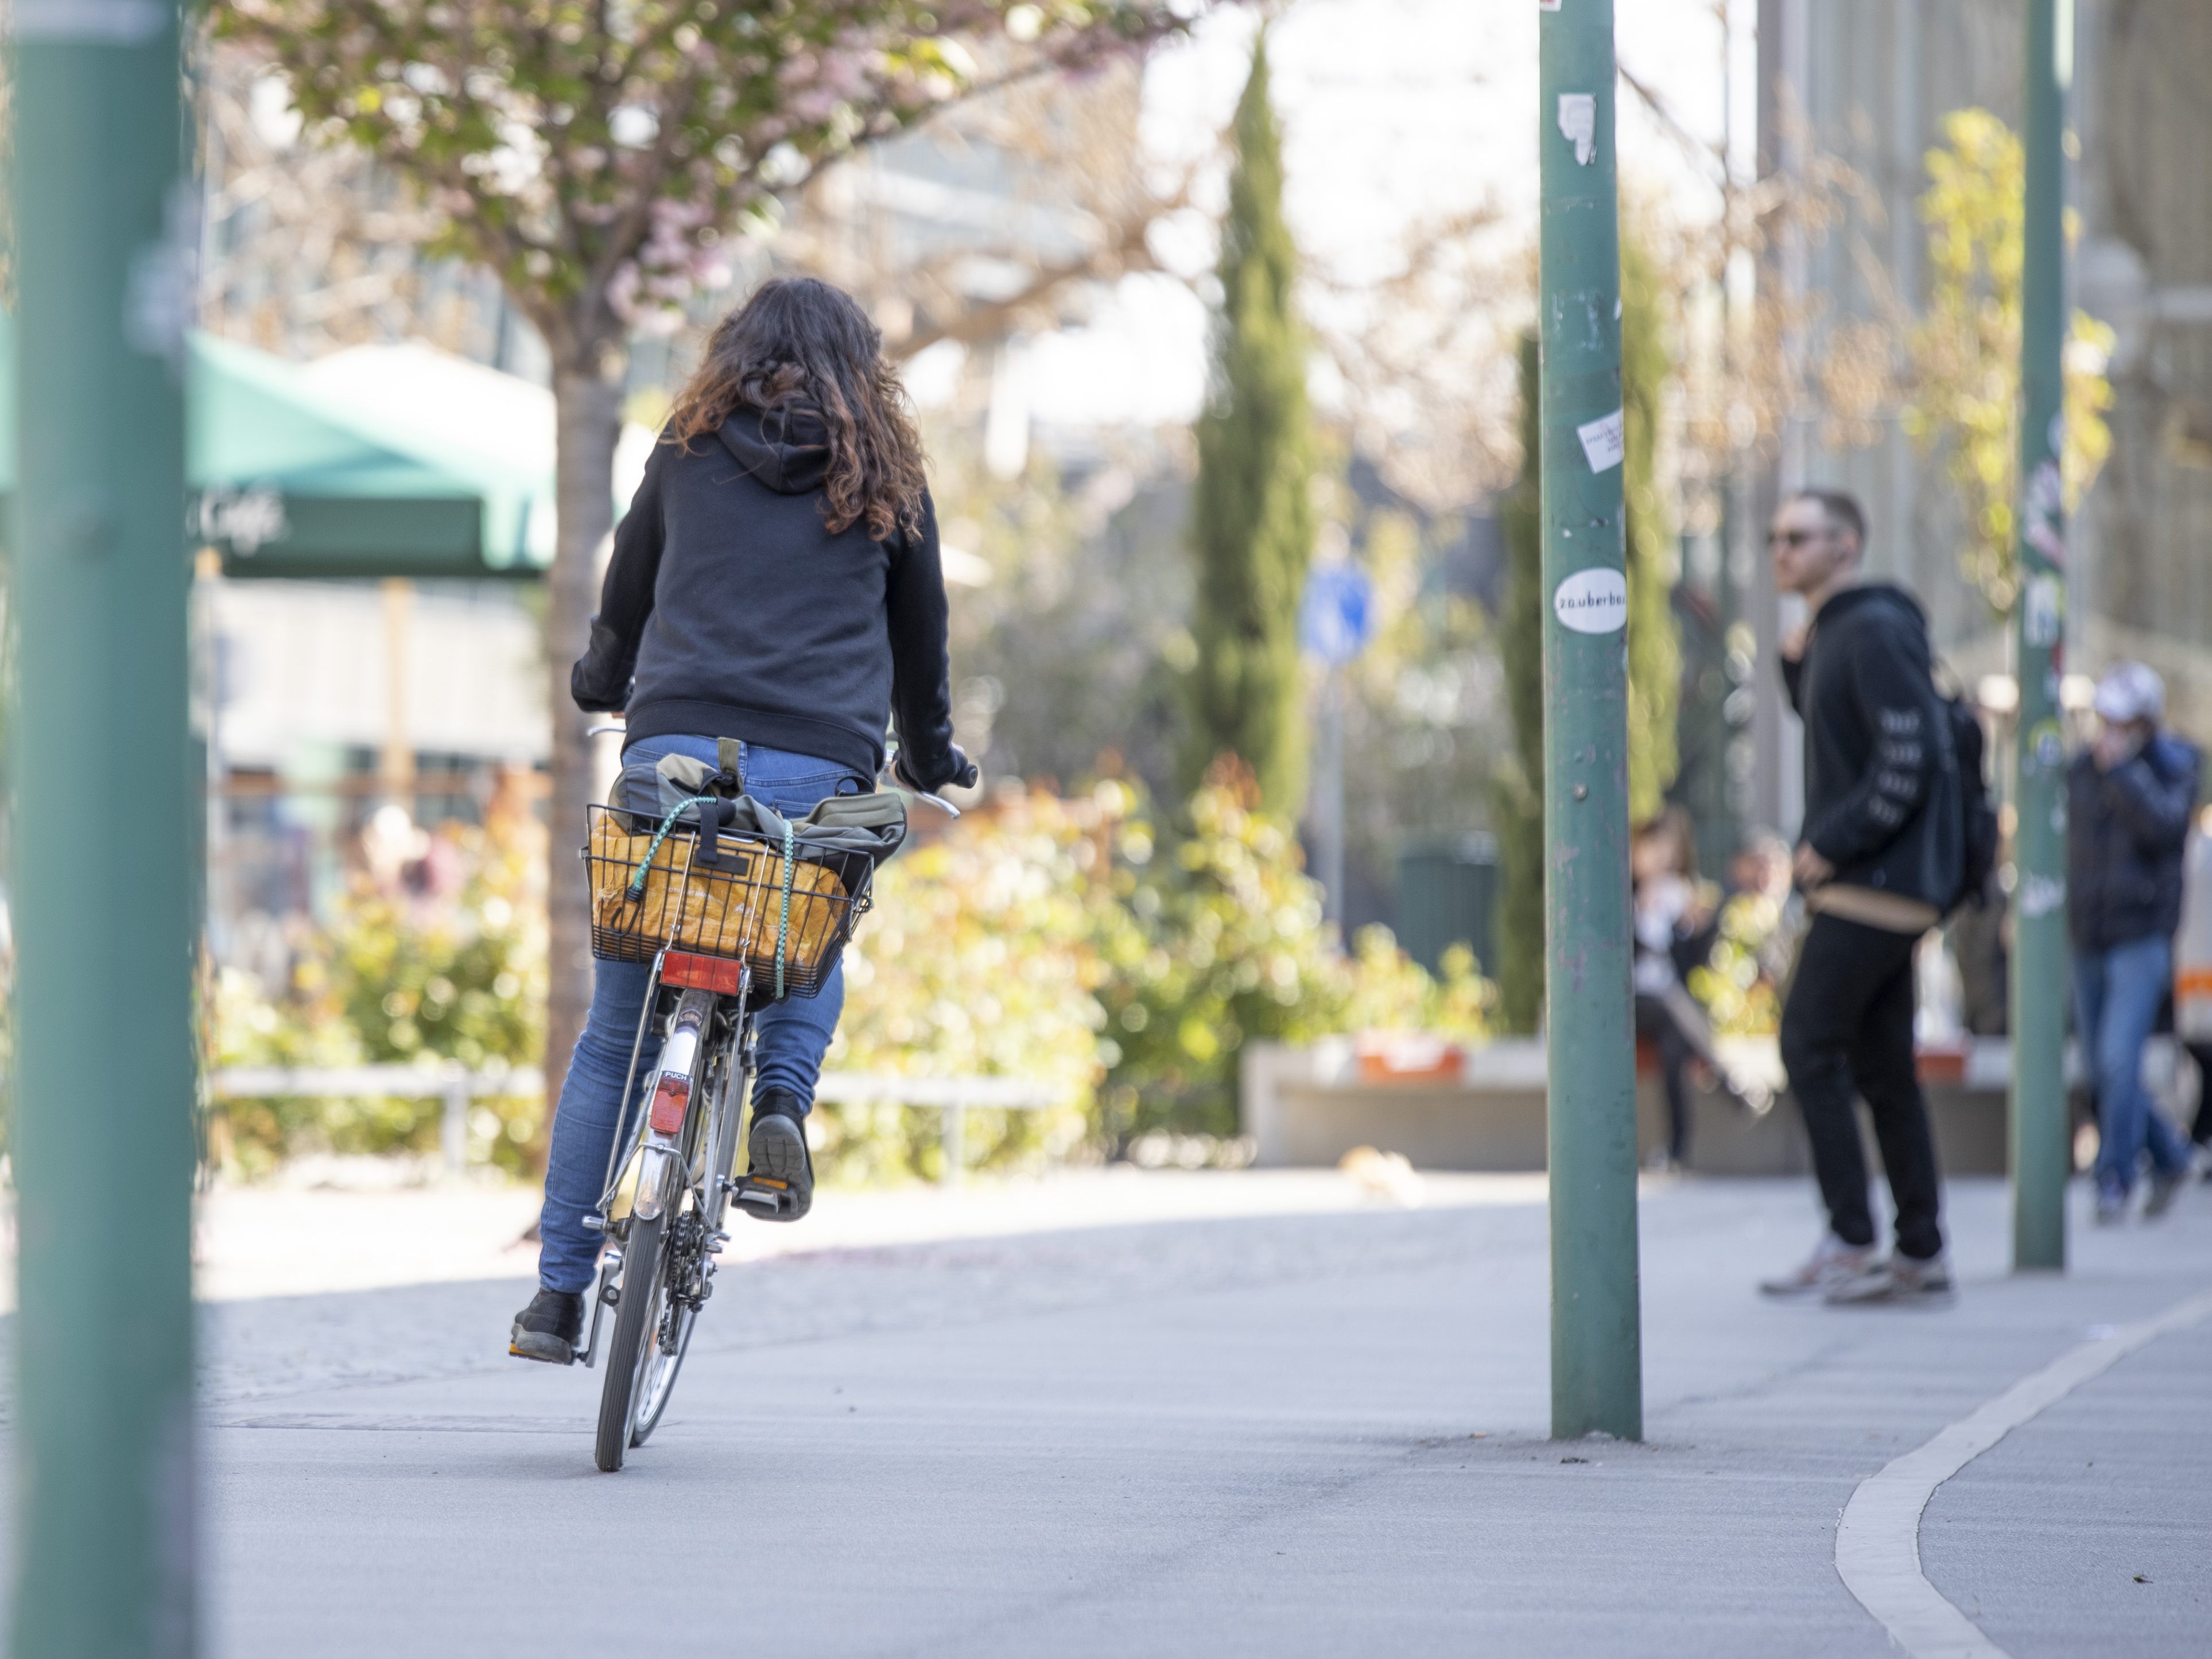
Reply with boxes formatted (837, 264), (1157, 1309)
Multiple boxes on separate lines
(1757, 489), (1963, 1304)
(2069, 661), (2199, 1223)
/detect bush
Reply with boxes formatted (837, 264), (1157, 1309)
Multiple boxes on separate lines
(1095, 764), (1494, 1142)
(1686, 889), (1786, 1040)
(210, 775), (1495, 1181)
(822, 787), (1117, 1183)
(209, 802), (547, 1178)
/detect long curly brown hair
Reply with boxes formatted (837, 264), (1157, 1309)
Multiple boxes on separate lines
(666, 277), (928, 541)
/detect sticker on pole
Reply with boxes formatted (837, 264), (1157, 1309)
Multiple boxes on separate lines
(1557, 94), (1597, 165)
(1577, 409), (1625, 473)
(2023, 573), (2062, 648)
(1553, 568), (1628, 635)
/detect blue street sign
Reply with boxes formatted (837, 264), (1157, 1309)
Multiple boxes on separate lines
(1301, 563), (1372, 666)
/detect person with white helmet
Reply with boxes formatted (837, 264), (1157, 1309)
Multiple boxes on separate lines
(2068, 661), (2201, 1223)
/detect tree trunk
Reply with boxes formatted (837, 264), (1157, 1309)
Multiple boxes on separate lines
(540, 347), (626, 1163)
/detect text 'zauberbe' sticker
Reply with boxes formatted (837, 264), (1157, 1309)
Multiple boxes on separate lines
(1577, 408), (1625, 472)
(1553, 567), (1627, 635)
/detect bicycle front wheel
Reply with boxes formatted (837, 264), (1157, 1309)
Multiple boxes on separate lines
(593, 1213), (665, 1473)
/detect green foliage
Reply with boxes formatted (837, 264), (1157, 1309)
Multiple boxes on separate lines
(1338, 931), (1495, 1047)
(1095, 766), (1494, 1140)
(1906, 107), (2116, 613)
(1621, 236), (1681, 826)
(822, 788), (1119, 1183)
(1185, 35), (1317, 815)
(215, 0), (1194, 349)
(1096, 768), (1341, 1137)
(212, 777), (1494, 1182)
(211, 809), (548, 1178)
(1492, 332), (1545, 1034)
(1685, 889), (1786, 1040)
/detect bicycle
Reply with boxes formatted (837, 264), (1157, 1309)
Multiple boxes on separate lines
(568, 726), (957, 1472)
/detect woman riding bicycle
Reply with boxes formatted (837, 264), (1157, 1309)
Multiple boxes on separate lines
(512, 277), (976, 1364)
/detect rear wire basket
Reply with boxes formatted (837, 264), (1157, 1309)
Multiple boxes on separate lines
(583, 802), (874, 999)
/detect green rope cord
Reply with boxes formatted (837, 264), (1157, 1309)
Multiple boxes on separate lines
(626, 794), (716, 901)
(773, 819), (796, 998)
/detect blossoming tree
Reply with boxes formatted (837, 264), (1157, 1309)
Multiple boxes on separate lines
(215, 0), (1207, 1097)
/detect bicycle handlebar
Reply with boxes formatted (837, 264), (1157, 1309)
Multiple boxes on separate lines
(885, 767), (961, 819)
(586, 717), (965, 817)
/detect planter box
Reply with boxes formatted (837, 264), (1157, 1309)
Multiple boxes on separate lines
(1238, 1036), (2129, 1179)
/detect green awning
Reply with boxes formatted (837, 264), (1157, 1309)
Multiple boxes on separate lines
(1, 320), (557, 580)
(191, 333), (555, 579)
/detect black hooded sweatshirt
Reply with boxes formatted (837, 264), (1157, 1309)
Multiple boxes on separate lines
(571, 404), (961, 790)
(1780, 582), (1962, 911)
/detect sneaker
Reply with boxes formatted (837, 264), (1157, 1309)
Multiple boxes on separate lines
(1759, 1232), (1876, 1298)
(2094, 1185), (2129, 1226)
(2144, 1168), (2187, 1219)
(746, 1090), (814, 1222)
(1824, 1252), (1956, 1306)
(509, 1287), (584, 1364)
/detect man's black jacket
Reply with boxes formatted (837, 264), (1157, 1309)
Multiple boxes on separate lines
(1781, 583), (1962, 909)
(571, 403), (962, 790)
(2066, 733), (2201, 953)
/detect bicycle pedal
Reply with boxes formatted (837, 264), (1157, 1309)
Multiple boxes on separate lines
(730, 1177), (790, 1214)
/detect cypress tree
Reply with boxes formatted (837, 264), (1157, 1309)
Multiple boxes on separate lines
(1492, 333), (1545, 1033)
(1183, 36), (1315, 814)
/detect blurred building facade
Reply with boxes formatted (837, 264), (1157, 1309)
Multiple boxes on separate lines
(1758, 0), (2212, 736)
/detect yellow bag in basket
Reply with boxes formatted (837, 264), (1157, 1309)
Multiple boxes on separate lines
(589, 811), (847, 977)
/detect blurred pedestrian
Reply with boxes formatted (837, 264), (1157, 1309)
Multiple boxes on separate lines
(2068, 661), (2199, 1223)
(1756, 489), (1963, 1305)
(1632, 807), (1717, 1171)
(2176, 806), (2212, 1176)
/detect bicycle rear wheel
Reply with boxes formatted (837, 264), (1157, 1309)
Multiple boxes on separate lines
(628, 1211), (698, 1449)
(593, 1213), (665, 1472)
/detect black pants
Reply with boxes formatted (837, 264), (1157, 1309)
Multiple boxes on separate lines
(1635, 994), (1694, 1163)
(1779, 913), (1944, 1260)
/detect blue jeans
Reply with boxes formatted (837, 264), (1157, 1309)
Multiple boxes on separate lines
(536, 736), (868, 1293)
(2074, 933), (2192, 1199)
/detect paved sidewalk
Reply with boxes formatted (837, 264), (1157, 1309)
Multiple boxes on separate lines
(10, 1170), (2212, 1655)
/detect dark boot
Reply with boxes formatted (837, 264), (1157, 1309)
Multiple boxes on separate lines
(509, 1287), (584, 1364)
(746, 1089), (814, 1222)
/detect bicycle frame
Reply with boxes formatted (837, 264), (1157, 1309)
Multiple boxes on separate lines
(572, 947), (756, 1369)
(565, 728), (957, 1379)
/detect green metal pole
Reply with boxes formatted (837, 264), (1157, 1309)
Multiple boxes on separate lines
(2011, 0), (2070, 1273)
(1539, 0), (1641, 1442)
(10, 1), (197, 1653)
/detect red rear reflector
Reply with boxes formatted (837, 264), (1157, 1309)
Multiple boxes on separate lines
(661, 950), (742, 994)
(648, 1074), (692, 1136)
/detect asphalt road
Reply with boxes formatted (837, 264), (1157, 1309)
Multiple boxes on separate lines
(25, 1173), (2212, 1656)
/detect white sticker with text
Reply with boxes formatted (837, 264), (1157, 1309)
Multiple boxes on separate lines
(1553, 567), (1628, 635)
(1577, 407), (1625, 472)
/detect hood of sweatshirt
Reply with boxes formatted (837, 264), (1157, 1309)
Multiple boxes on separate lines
(716, 402), (831, 495)
(1815, 581), (1927, 634)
